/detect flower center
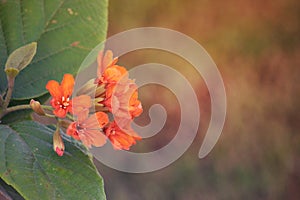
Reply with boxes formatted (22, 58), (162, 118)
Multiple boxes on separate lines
(110, 129), (116, 135)
(59, 96), (70, 109)
(76, 124), (87, 133)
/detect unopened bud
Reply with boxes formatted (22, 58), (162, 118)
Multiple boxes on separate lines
(30, 99), (46, 116)
(94, 97), (104, 103)
(95, 84), (106, 97)
(53, 127), (65, 156)
(76, 79), (97, 96)
(94, 103), (109, 112)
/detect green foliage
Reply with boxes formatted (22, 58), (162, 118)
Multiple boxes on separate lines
(0, 121), (106, 200)
(0, 0), (108, 99)
(0, 0), (108, 199)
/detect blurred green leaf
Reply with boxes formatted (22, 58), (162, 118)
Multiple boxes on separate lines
(0, 121), (106, 200)
(0, 109), (32, 124)
(0, 0), (108, 99)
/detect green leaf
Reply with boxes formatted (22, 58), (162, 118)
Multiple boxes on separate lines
(5, 42), (37, 76)
(0, 0), (108, 99)
(0, 121), (106, 200)
(0, 109), (32, 124)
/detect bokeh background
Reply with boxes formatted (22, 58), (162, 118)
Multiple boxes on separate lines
(94, 0), (300, 199)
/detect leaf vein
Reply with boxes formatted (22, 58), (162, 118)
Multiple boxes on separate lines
(40, 0), (66, 42)
(19, 0), (25, 43)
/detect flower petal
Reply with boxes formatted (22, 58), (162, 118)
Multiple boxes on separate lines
(105, 121), (141, 150)
(66, 122), (80, 140)
(95, 112), (109, 128)
(55, 147), (64, 156)
(84, 112), (109, 129)
(72, 95), (91, 122)
(46, 80), (62, 99)
(102, 65), (128, 84)
(53, 108), (68, 118)
(102, 50), (114, 68)
(79, 129), (107, 148)
(114, 117), (142, 138)
(97, 50), (119, 77)
(61, 74), (74, 97)
(72, 95), (91, 108)
(97, 50), (105, 77)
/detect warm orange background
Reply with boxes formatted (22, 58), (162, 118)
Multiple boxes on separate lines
(95, 0), (300, 199)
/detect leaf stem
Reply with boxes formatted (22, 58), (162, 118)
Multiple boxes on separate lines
(5, 104), (31, 113)
(66, 113), (75, 121)
(0, 104), (31, 119)
(45, 113), (56, 118)
(0, 103), (53, 119)
(2, 76), (15, 110)
(42, 105), (54, 111)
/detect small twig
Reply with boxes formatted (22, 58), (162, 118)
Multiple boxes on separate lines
(2, 76), (15, 110)
(0, 104), (54, 119)
(0, 104), (31, 119)
(66, 113), (75, 121)
(42, 105), (54, 111)
(5, 104), (31, 113)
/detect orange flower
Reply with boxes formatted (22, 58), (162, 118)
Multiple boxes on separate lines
(93, 49), (143, 150)
(105, 120), (141, 150)
(128, 90), (143, 118)
(97, 50), (118, 81)
(46, 74), (75, 118)
(99, 65), (128, 85)
(46, 74), (91, 120)
(103, 78), (143, 119)
(67, 112), (109, 148)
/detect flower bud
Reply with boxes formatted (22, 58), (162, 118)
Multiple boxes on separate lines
(76, 79), (97, 96)
(30, 99), (46, 116)
(53, 127), (65, 156)
(95, 84), (106, 97)
(94, 102), (110, 112)
(94, 97), (104, 103)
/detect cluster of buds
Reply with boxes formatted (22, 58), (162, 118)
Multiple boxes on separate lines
(31, 50), (143, 156)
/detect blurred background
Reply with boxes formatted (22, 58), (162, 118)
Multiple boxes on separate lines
(94, 0), (300, 199)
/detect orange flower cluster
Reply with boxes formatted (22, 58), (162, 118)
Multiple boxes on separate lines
(96, 51), (143, 116)
(94, 50), (143, 150)
(45, 50), (143, 156)
(95, 51), (143, 150)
